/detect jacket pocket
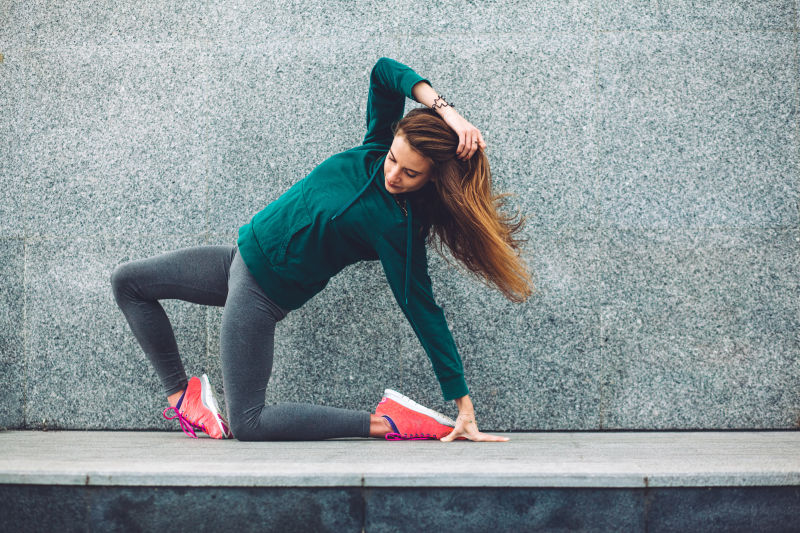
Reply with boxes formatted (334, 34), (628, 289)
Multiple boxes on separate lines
(252, 184), (313, 266)
(272, 212), (311, 266)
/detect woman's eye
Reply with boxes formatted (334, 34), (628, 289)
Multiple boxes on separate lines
(388, 155), (416, 177)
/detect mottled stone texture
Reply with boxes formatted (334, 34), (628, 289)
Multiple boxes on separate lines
(1, 1), (799, 430)
(0, 239), (25, 429)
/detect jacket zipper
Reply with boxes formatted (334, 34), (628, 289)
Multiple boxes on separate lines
(393, 196), (408, 217)
(329, 153), (413, 307)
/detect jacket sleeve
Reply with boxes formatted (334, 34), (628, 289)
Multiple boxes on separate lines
(374, 225), (470, 401)
(363, 57), (431, 146)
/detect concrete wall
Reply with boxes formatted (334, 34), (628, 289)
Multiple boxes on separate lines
(1, 1), (798, 431)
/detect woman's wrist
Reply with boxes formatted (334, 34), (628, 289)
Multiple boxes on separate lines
(454, 394), (474, 414)
(431, 95), (455, 113)
(436, 104), (458, 120)
(456, 412), (476, 424)
(410, 81), (456, 117)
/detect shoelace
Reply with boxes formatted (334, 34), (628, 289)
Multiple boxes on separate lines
(162, 406), (205, 439)
(385, 432), (437, 441)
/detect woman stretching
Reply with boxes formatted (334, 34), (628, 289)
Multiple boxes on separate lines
(111, 57), (533, 442)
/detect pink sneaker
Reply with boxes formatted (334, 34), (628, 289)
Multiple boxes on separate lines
(162, 374), (232, 439)
(375, 389), (457, 440)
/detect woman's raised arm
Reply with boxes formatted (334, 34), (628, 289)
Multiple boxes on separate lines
(363, 57), (430, 145)
(411, 81), (487, 161)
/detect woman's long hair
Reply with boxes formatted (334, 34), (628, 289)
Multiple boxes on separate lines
(394, 107), (534, 303)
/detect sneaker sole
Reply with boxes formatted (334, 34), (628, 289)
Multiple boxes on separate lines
(200, 373), (231, 439)
(383, 389), (456, 427)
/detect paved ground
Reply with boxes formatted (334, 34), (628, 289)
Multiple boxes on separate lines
(2, 430), (799, 488)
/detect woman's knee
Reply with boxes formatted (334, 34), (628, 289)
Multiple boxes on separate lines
(110, 262), (136, 300)
(228, 410), (288, 442)
(228, 415), (263, 442)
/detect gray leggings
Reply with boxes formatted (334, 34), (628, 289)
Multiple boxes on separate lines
(110, 244), (371, 441)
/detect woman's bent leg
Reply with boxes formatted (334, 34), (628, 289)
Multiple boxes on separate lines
(221, 251), (371, 441)
(110, 245), (236, 396)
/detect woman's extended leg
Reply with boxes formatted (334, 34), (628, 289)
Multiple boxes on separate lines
(221, 249), (373, 441)
(110, 245), (236, 397)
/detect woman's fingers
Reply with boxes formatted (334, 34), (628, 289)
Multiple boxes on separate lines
(440, 420), (471, 441)
(459, 129), (485, 160)
(440, 423), (510, 442)
(457, 132), (466, 159)
(463, 131), (475, 159)
(472, 432), (510, 442)
(440, 430), (509, 442)
(440, 108), (487, 160)
(460, 427), (509, 442)
(440, 427), (463, 442)
(468, 135), (479, 159)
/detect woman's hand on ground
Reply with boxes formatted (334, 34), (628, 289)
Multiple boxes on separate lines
(439, 108), (486, 161)
(440, 413), (510, 442)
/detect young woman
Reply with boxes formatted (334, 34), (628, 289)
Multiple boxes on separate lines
(111, 57), (533, 442)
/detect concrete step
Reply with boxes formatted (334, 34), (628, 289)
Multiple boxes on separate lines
(2, 430), (799, 532)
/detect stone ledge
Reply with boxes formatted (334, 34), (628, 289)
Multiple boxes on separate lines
(2, 430), (799, 488)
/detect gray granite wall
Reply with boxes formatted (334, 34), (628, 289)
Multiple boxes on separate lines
(1, 1), (798, 431)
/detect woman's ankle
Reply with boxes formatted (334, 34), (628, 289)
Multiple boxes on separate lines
(167, 389), (185, 408)
(369, 414), (392, 438)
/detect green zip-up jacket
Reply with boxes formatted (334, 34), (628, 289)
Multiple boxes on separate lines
(237, 57), (469, 401)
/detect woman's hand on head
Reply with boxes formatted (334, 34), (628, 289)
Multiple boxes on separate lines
(439, 108), (487, 161)
(440, 412), (510, 442)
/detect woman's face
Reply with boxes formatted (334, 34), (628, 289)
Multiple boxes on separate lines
(384, 134), (433, 194)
